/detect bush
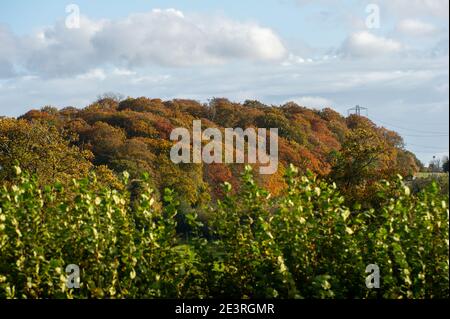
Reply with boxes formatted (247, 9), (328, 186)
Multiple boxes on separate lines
(0, 165), (448, 299)
(408, 174), (449, 196)
(0, 169), (205, 298)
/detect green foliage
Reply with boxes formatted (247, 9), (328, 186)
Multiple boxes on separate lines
(0, 165), (448, 299)
(407, 173), (449, 196)
(0, 168), (204, 298)
(256, 111), (305, 145)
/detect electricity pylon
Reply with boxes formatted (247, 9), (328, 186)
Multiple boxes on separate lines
(347, 105), (368, 117)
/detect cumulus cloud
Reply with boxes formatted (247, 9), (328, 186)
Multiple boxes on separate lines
(93, 9), (286, 67)
(0, 9), (287, 79)
(397, 19), (438, 36)
(22, 17), (105, 78)
(340, 31), (403, 58)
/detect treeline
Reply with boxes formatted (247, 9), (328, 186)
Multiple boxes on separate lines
(0, 165), (448, 298)
(1, 96), (422, 207)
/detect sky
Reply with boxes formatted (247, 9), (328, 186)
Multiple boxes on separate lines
(0, 0), (448, 164)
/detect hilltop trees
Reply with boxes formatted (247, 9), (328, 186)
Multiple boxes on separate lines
(5, 97), (421, 205)
(0, 118), (93, 185)
(84, 122), (127, 165)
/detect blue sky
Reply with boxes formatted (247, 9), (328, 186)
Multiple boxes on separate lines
(0, 0), (448, 164)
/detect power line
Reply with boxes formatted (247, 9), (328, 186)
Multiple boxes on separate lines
(408, 151), (449, 157)
(406, 143), (449, 151)
(370, 116), (449, 135)
(401, 133), (449, 138)
(409, 149), (449, 152)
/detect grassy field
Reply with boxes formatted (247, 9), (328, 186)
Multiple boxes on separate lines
(415, 172), (449, 179)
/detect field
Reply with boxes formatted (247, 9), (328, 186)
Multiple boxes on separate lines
(415, 172), (448, 179)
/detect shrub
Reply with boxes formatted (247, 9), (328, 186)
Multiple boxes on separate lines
(0, 165), (448, 299)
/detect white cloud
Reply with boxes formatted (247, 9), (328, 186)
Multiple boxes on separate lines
(286, 96), (334, 108)
(112, 68), (137, 76)
(0, 9), (286, 79)
(131, 74), (171, 85)
(203, 19), (287, 62)
(77, 68), (107, 81)
(397, 19), (438, 36)
(91, 9), (286, 68)
(20, 16), (105, 78)
(340, 31), (403, 58)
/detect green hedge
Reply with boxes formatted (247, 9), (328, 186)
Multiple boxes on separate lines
(0, 165), (448, 299)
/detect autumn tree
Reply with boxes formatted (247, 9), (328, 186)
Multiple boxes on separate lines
(83, 121), (127, 165)
(329, 127), (387, 203)
(0, 118), (93, 185)
(9, 96), (423, 210)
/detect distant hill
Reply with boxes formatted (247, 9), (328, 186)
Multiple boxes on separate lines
(16, 96), (421, 205)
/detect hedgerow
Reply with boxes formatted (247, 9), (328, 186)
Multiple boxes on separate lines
(0, 165), (448, 299)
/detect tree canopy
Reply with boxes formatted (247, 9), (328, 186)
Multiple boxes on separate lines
(3, 97), (421, 205)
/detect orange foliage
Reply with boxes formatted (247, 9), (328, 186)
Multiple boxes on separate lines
(13, 97), (420, 204)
